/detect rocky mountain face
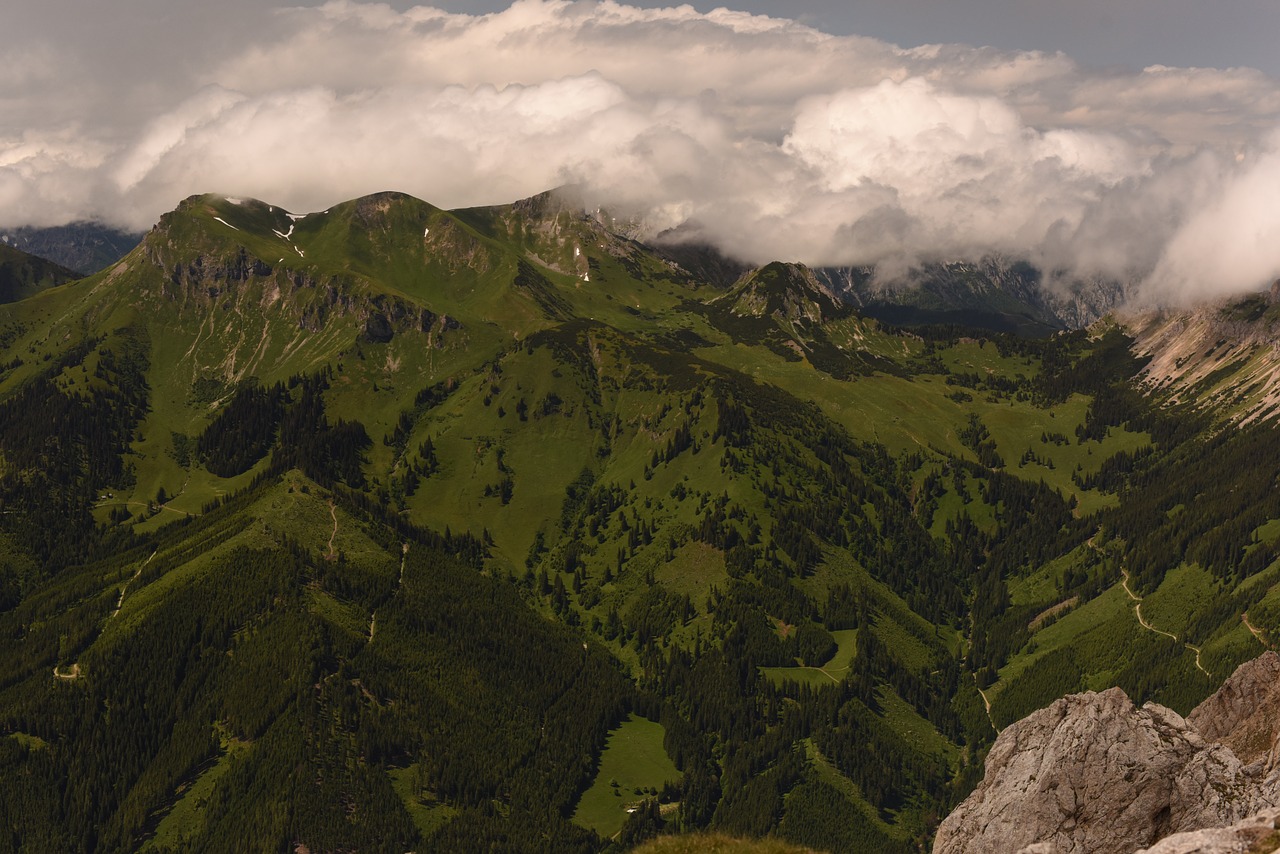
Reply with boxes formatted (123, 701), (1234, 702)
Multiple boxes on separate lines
(935, 652), (1280, 854)
(811, 259), (1132, 334)
(723, 262), (849, 325)
(1124, 284), (1280, 426)
(1138, 806), (1280, 854)
(0, 222), (143, 275)
(648, 208), (1129, 334)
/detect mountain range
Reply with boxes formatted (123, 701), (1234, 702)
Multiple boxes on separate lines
(1, 222), (144, 278)
(0, 188), (1276, 852)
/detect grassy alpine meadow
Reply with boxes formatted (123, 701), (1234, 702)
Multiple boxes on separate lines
(761, 629), (858, 688)
(574, 715), (683, 839)
(141, 726), (251, 852)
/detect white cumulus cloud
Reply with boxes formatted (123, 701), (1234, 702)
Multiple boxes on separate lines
(0, 0), (1277, 302)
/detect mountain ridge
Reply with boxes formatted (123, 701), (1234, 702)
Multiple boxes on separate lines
(0, 242), (80, 303)
(0, 186), (1279, 852)
(1, 221), (143, 276)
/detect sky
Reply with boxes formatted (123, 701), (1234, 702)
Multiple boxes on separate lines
(2, 0), (1279, 303)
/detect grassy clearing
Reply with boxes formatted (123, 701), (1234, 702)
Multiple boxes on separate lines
(656, 542), (729, 614)
(9, 732), (48, 751)
(992, 583), (1131, 696)
(874, 686), (958, 764)
(799, 548), (960, 658)
(143, 728), (250, 852)
(929, 471), (999, 537)
(107, 475), (391, 643)
(388, 763), (458, 841)
(631, 834), (818, 854)
(761, 629), (857, 688)
(869, 613), (936, 673)
(1008, 545), (1093, 608)
(307, 588), (370, 639)
(693, 343), (961, 456)
(799, 739), (896, 837)
(1250, 519), (1280, 550)
(573, 715), (681, 839)
(1141, 563), (1220, 639)
(981, 392), (1150, 515)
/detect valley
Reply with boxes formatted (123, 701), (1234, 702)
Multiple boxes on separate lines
(0, 189), (1277, 852)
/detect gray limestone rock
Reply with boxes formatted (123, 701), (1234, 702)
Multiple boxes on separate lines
(934, 677), (1270, 854)
(1188, 652), (1280, 775)
(1135, 806), (1280, 854)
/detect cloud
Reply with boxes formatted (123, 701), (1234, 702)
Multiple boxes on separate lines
(1146, 133), (1280, 302)
(0, 0), (1278, 302)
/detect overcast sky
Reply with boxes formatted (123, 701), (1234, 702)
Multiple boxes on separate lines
(3, 0), (1279, 302)
(430, 0), (1280, 76)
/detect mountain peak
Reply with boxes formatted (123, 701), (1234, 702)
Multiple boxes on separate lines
(725, 261), (848, 324)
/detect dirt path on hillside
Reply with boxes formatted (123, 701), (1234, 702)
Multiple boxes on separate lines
(364, 543), (408, 649)
(974, 677), (1000, 734)
(95, 499), (195, 518)
(1121, 567), (1211, 678)
(112, 550), (157, 618)
(1242, 611), (1271, 648)
(55, 549), (158, 681)
(53, 663), (82, 680)
(325, 500), (338, 560)
(778, 665), (842, 684)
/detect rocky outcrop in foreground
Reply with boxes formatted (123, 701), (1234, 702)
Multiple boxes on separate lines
(1136, 805), (1280, 854)
(934, 652), (1280, 854)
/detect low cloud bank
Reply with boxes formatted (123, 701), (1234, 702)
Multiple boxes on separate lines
(2, 0), (1278, 303)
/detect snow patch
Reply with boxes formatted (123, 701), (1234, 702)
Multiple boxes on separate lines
(225, 197), (242, 205)
(286, 212), (307, 221)
(424, 227), (430, 237)
(213, 216), (240, 231)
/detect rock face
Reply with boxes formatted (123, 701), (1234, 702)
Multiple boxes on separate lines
(934, 653), (1280, 854)
(1187, 650), (1280, 775)
(1135, 805), (1280, 854)
(1124, 294), (1280, 427)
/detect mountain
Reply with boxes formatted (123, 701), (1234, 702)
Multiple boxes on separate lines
(0, 242), (79, 303)
(812, 258), (1131, 336)
(652, 222), (1129, 336)
(1, 222), (144, 275)
(0, 187), (1278, 852)
(935, 652), (1280, 853)
(1124, 283), (1280, 425)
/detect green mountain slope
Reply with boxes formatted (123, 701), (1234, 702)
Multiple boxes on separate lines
(0, 188), (1276, 853)
(0, 242), (79, 303)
